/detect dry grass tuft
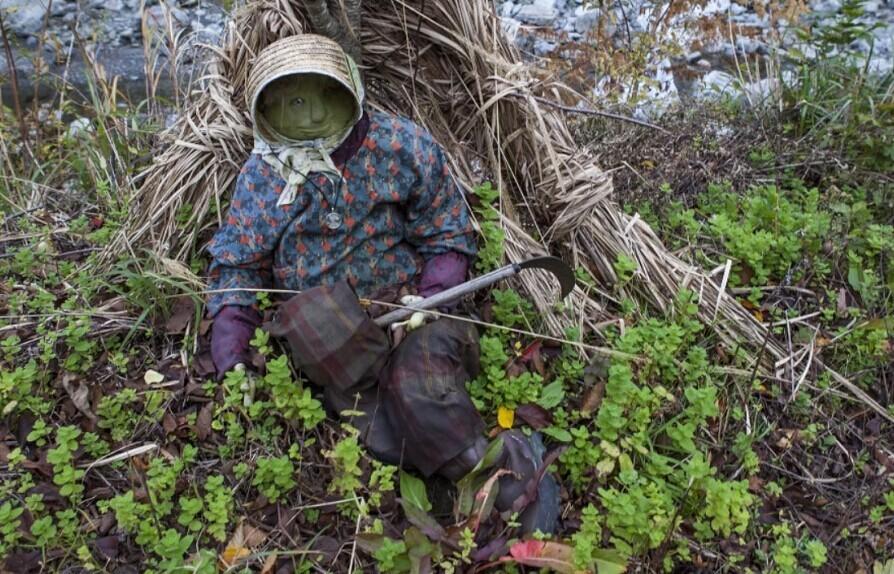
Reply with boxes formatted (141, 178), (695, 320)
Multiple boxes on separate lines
(112, 0), (889, 419)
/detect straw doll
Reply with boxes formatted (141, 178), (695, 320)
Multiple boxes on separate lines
(206, 35), (559, 533)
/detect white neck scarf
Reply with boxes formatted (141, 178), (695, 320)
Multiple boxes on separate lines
(251, 128), (347, 207)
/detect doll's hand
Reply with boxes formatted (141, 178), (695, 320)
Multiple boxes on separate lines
(390, 295), (434, 345)
(390, 295), (434, 332)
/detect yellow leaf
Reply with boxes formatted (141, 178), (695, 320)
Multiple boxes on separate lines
(143, 369), (165, 384)
(219, 545), (250, 568)
(497, 406), (514, 429)
(219, 519), (268, 568)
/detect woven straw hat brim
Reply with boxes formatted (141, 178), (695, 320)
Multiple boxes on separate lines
(247, 35), (364, 141)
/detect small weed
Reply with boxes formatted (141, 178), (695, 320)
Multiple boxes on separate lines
(473, 182), (505, 272)
(252, 456), (296, 502)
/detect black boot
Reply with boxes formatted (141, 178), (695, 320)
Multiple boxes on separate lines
(437, 437), (489, 482)
(493, 430), (561, 535)
(436, 431), (561, 534)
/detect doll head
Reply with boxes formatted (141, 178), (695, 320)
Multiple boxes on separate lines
(248, 34), (365, 145)
(256, 73), (358, 141)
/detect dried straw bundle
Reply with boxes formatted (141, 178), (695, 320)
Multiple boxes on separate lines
(115, 0), (891, 419)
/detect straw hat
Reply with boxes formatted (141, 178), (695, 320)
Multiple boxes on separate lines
(246, 34), (365, 140)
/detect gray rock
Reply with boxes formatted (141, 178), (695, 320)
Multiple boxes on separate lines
(143, 5), (191, 34)
(533, 37), (556, 55)
(50, 2), (74, 17)
(500, 16), (522, 41)
(850, 38), (872, 52)
(729, 2), (748, 15)
(700, 70), (737, 95)
(0, 0), (50, 37)
(67, 117), (94, 138)
(811, 0), (841, 12)
(500, 1), (516, 17)
(515, 0), (558, 26)
(572, 7), (602, 34)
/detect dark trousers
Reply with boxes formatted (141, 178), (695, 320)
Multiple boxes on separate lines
(324, 319), (485, 476)
(267, 283), (485, 477)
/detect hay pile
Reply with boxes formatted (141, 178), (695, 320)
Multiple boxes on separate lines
(114, 0), (891, 420)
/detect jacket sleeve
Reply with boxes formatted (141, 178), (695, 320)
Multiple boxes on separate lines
(206, 157), (293, 317)
(404, 136), (478, 260)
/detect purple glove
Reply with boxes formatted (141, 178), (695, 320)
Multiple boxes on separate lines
(210, 306), (261, 378)
(418, 252), (469, 297)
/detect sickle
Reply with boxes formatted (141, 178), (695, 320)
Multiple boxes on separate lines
(373, 256), (576, 327)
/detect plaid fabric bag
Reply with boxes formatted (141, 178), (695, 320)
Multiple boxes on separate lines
(265, 281), (390, 393)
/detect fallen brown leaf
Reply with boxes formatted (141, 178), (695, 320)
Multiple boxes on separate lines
(580, 381), (606, 417)
(260, 553), (277, 574)
(195, 403), (213, 441)
(162, 413), (178, 435)
(515, 404), (553, 429)
(61, 373), (96, 422)
(165, 296), (196, 335)
(92, 536), (119, 560)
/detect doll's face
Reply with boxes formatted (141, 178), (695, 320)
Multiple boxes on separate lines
(258, 74), (356, 140)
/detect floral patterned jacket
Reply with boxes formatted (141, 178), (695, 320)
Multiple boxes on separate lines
(206, 110), (477, 317)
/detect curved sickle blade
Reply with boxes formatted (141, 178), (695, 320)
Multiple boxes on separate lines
(517, 256), (576, 299)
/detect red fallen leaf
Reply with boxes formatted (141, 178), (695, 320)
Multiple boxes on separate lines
(748, 476), (765, 493)
(89, 216), (104, 230)
(165, 296), (196, 335)
(507, 340), (545, 378)
(520, 340), (545, 375)
(61, 373), (97, 422)
(27, 482), (63, 504)
(501, 540), (581, 574)
(515, 404), (553, 429)
(309, 535), (340, 564)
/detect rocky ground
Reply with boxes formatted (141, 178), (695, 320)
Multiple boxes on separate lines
(497, 0), (894, 112)
(1, 0), (892, 113)
(0, 0), (226, 105)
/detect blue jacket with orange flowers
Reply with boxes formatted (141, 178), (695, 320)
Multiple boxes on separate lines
(206, 111), (478, 316)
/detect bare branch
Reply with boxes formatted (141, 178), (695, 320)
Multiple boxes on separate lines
(304, 0), (362, 63)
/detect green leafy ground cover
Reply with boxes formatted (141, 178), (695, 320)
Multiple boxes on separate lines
(1, 11), (893, 574)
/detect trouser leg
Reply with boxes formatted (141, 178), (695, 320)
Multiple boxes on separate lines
(378, 319), (487, 477)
